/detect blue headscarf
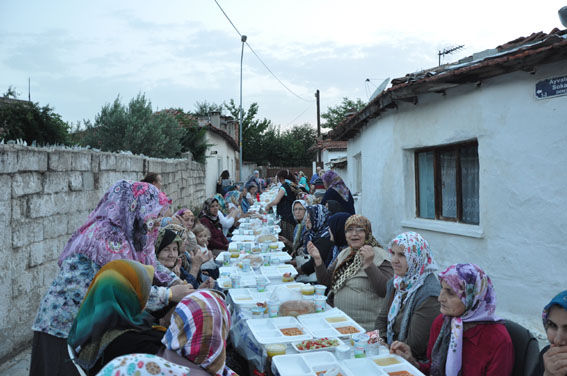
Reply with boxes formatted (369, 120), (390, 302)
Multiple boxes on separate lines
(543, 290), (567, 328)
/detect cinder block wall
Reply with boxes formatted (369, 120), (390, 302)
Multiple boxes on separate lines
(0, 145), (205, 362)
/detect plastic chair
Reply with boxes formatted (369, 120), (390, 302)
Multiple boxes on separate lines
(67, 344), (87, 376)
(504, 320), (540, 376)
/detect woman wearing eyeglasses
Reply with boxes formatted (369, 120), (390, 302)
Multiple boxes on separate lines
(374, 231), (441, 362)
(307, 214), (393, 331)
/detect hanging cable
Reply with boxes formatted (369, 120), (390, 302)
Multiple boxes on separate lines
(213, 0), (314, 103)
(285, 102), (314, 127)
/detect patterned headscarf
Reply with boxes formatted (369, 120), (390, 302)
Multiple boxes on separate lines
(199, 198), (221, 229)
(68, 259), (155, 371)
(162, 290), (236, 376)
(431, 264), (500, 376)
(97, 353), (196, 375)
(214, 193), (228, 215)
(302, 204), (330, 245)
(57, 180), (173, 284)
(155, 225), (186, 256)
(291, 200), (308, 252)
(224, 190), (241, 209)
(543, 290), (567, 329)
(330, 215), (379, 294)
(322, 170), (351, 202)
(387, 231), (438, 344)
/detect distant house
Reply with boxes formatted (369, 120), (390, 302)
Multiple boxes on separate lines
(197, 111), (239, 198)
(308, 139), (348, 179)
(328, 28), (567, 331)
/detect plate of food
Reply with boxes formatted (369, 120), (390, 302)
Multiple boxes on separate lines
(291, 337), (345, 353)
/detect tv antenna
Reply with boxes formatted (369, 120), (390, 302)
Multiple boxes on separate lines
(438, 45), (464, 66)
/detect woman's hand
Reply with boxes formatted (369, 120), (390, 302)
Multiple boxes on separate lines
(543, 345), (567, 376)
(169, 284), (195, 303)
(172, 258), (182, 277)
(360, 245), (375, 269)
(198, 278), (215, 290)
(190, 250), (207, 276)
(307, 241), (322, 266)
(390, 341), (418, 368)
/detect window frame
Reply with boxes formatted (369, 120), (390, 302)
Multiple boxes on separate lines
(414, 140), (479, 224)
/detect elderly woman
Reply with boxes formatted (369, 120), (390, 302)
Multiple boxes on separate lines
(531, 290), (567, 376)
(30, 180), (194, 376)
(391, 263), (514, 375)
(176, 208), (198, 253)
(320, 170), (355, 215)
(265, 170), (300, 241)
(155, 225), (212, 290)
(279, 199), (308, 255)
(99, 290), (236, 376)
(67, 259), (170, 375)
(198, 198), (229, 256)
(308, 215), (393, 331)
(375, 231), (440, 361)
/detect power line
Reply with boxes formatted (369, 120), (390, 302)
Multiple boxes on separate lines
(286, 102), (314, 127)
(213, 0), (313, 103)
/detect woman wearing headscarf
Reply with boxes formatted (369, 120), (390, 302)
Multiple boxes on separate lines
(391, 263), (514, 376)
(297, 205), (334, 276)
(531, 290), (567, 376)
(375, 231), (440, 361)
(198, 198), (229, 256)
(159, 290), (238, 376)
(30, 180), (195, 376)
(327, 212), (350, 265)
(176, 208), (198, 253)
(278, 199), (308, 255)
(308, 215), (393, 330)
(320, 170), (355, 215)
(67, 259), (166, 375)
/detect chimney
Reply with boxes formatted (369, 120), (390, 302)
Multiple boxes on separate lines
(209, 111), (221, 128)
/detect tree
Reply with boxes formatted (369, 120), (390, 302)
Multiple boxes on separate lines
(321, 97), (366, 129)
(281, 124), (317, 166)
(3, 86), (19, 99)
(0, 99), (70, 145)
(168, 109), (209, 163)
(79, 94), (186, 158)
(193, 101), (224, 116)
(224, 99), (272, 164)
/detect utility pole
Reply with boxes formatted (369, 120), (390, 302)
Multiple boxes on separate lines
(315, 89), (321, 163)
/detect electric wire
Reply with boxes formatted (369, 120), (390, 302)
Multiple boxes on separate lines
(213, 0), (314, 103)
(285, 102), (314, 127)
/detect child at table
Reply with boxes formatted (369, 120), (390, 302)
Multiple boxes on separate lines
(193, 223), (220, 279)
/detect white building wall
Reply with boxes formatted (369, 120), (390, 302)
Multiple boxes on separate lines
(347, 61), (567, 334)
(204, 131), (238, 198)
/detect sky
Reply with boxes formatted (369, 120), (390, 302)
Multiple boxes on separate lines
(0, 1), (563, 130)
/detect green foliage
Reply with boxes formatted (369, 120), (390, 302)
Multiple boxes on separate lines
(224, 98), (316, 166)
(168, 109), (209, 163)
(3, 86), (19, 99)
(78, 94), (186, 158)
(193, 101), (224, 116)
(0, 99), (70, 145)
(321, 97), (366, 129)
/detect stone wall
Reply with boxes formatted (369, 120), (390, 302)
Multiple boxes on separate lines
(0, 145), (205, 362)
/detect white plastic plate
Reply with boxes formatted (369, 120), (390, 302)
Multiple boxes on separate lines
(247, 317), (312, 345)
(298, 308), (365, 338)
(291, 337), (345, 353)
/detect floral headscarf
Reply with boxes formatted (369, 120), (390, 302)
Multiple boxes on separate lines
(431, 264), (500, 376)
(68, 259), (155, 371)
(213, 193), (227, 215)
(387, 231), (437, 344)
(322, 170), (351, 202)
(162, 290), (236, 376)
(224, 190), (241, 209)
(302, 204), (330, 245)
(200, 198), (220, 222)
(543, 290), (567, 328)
(57, 180), (173, 284)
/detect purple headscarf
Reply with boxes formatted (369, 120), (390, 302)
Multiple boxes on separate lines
(58, 180), (173, 283)
(431, 263), (499, 376)
(322, 170), (351, 202)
